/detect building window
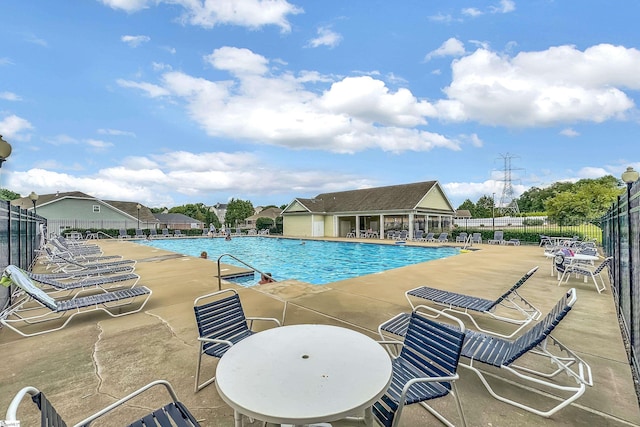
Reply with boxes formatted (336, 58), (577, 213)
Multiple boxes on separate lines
(93, 205), (100, 213)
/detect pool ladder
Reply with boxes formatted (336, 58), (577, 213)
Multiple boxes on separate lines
(216, 253), (272, 291)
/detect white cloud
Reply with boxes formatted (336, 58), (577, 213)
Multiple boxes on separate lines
(116, 79), (171, 97)
(462, 8), (483, 17)
(121, 35), (150, 47)
(0, 114), (33, 141)
(306, 26), (342, 48)
(204, 47), (269, 76)
(174, 0), (303, 32)
(428, 13), (455, 23)
(97, 128), (137, 137)
(437, 44), (640, 127)
(86, 139), (115, 151)
(0, 92), (21, 101)
(114, 48), (461, 155)
(560, 128), (579, 137)
(490, 0), (516, 14)
(100, 0), (151, 13)
(425, 38), (466, 61)
(5, 150), (369, 207)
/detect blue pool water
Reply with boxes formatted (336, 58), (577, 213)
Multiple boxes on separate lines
(137, 237), (458, 286)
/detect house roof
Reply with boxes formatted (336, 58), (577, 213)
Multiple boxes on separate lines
(154, 213), (202, 224)
(11, 191), (94, 210)
(246, 207), (282, 221)
(103, 200), (158, 223)
(12, 192), (159, 223)
(455, 209), (472, 218)
(288, 181), (452, 214)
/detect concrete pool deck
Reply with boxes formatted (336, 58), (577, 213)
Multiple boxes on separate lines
(1, 237), (639, 426)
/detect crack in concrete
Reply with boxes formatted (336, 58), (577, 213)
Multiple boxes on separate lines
(145, 310), (194, 348)
(91, 323), (105, 395)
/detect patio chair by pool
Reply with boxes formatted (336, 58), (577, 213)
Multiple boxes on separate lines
(471, 233), (482, 244)
(380, 266), (540, 339)
(423, 232), (436, 242)
(436, 232), (448, 243)
(174, 229), (184, 237)
(487, 230), (505, 245)
(149, 228), (158, 238)
(162, 228), (173, 237)
(118, 228), (130, 239)
(374, 307), (467, 427)
(135, 228), (146, 238)
(193, 289), (281, 392)
(3, 380), (201, 427)
(455, 232), (468, 243)
(0, 265), (151, 337)
(558, 256), (612, 294)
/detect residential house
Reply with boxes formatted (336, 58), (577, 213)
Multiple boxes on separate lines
(154, 213), (204, 231)
(209, 203), (227, 226)
(244, 207), (282, 230)
(11, 191), (159, 238)
(281, 181), (455, 238)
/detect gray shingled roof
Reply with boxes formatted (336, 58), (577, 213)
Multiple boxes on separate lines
(11, 191), (93, 210)
(154, 213), (202, 224)
(12, 192), (159, 223)
(104, 200), (158, 223)
(295, 181), (440, 213)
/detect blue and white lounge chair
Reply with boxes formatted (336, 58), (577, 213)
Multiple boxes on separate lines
(380, 288), (592, 418)
(3, 380), (200, 427)
(374, 307), (467, 427)
(193, 289), (281, 392)
(0, 265), (151, 337)
(384, 267), (540, 338)
(27, 270), (141, 297)
(455, 288), (591, 417)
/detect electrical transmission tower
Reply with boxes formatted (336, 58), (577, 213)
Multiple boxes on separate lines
(497, 153), (522, 215)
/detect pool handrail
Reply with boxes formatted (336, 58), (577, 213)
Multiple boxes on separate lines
(216, 253), (273, 291)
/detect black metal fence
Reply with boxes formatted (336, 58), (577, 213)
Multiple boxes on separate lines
(0, 200), (45, 311)
(601, 180), (640, 377)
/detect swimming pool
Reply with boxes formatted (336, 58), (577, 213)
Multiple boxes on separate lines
(137, 237), (459, 286)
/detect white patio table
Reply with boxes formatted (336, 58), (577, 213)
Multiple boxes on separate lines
(215, 324), (393, 427)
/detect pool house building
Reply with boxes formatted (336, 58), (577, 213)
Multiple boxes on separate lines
(282, 181), (456, 239)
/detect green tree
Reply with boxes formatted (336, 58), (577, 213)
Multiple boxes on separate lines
(0, 188), (20, 201)
(256, 217), (274, 230)
(475, 195), (495, 218)
(225, 198), (254, 228)
(457, 199), (476, 216)
(545, 176), (621, 224)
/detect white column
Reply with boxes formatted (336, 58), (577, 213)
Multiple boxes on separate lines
(408, 213), (415, 240)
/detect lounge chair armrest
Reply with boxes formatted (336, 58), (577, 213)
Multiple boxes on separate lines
(246, 316), (282, 328)
(71, 380), (182, 427)
(377, 339), (404, 357)
(3, 386), (40, 424)
(198, 337), (234, 347)
(399, 374), (460, 403)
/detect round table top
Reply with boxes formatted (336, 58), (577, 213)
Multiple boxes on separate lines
(215, 324), (393, 425)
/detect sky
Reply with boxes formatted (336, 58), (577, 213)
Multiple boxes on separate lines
(1, 1), (639, 210)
